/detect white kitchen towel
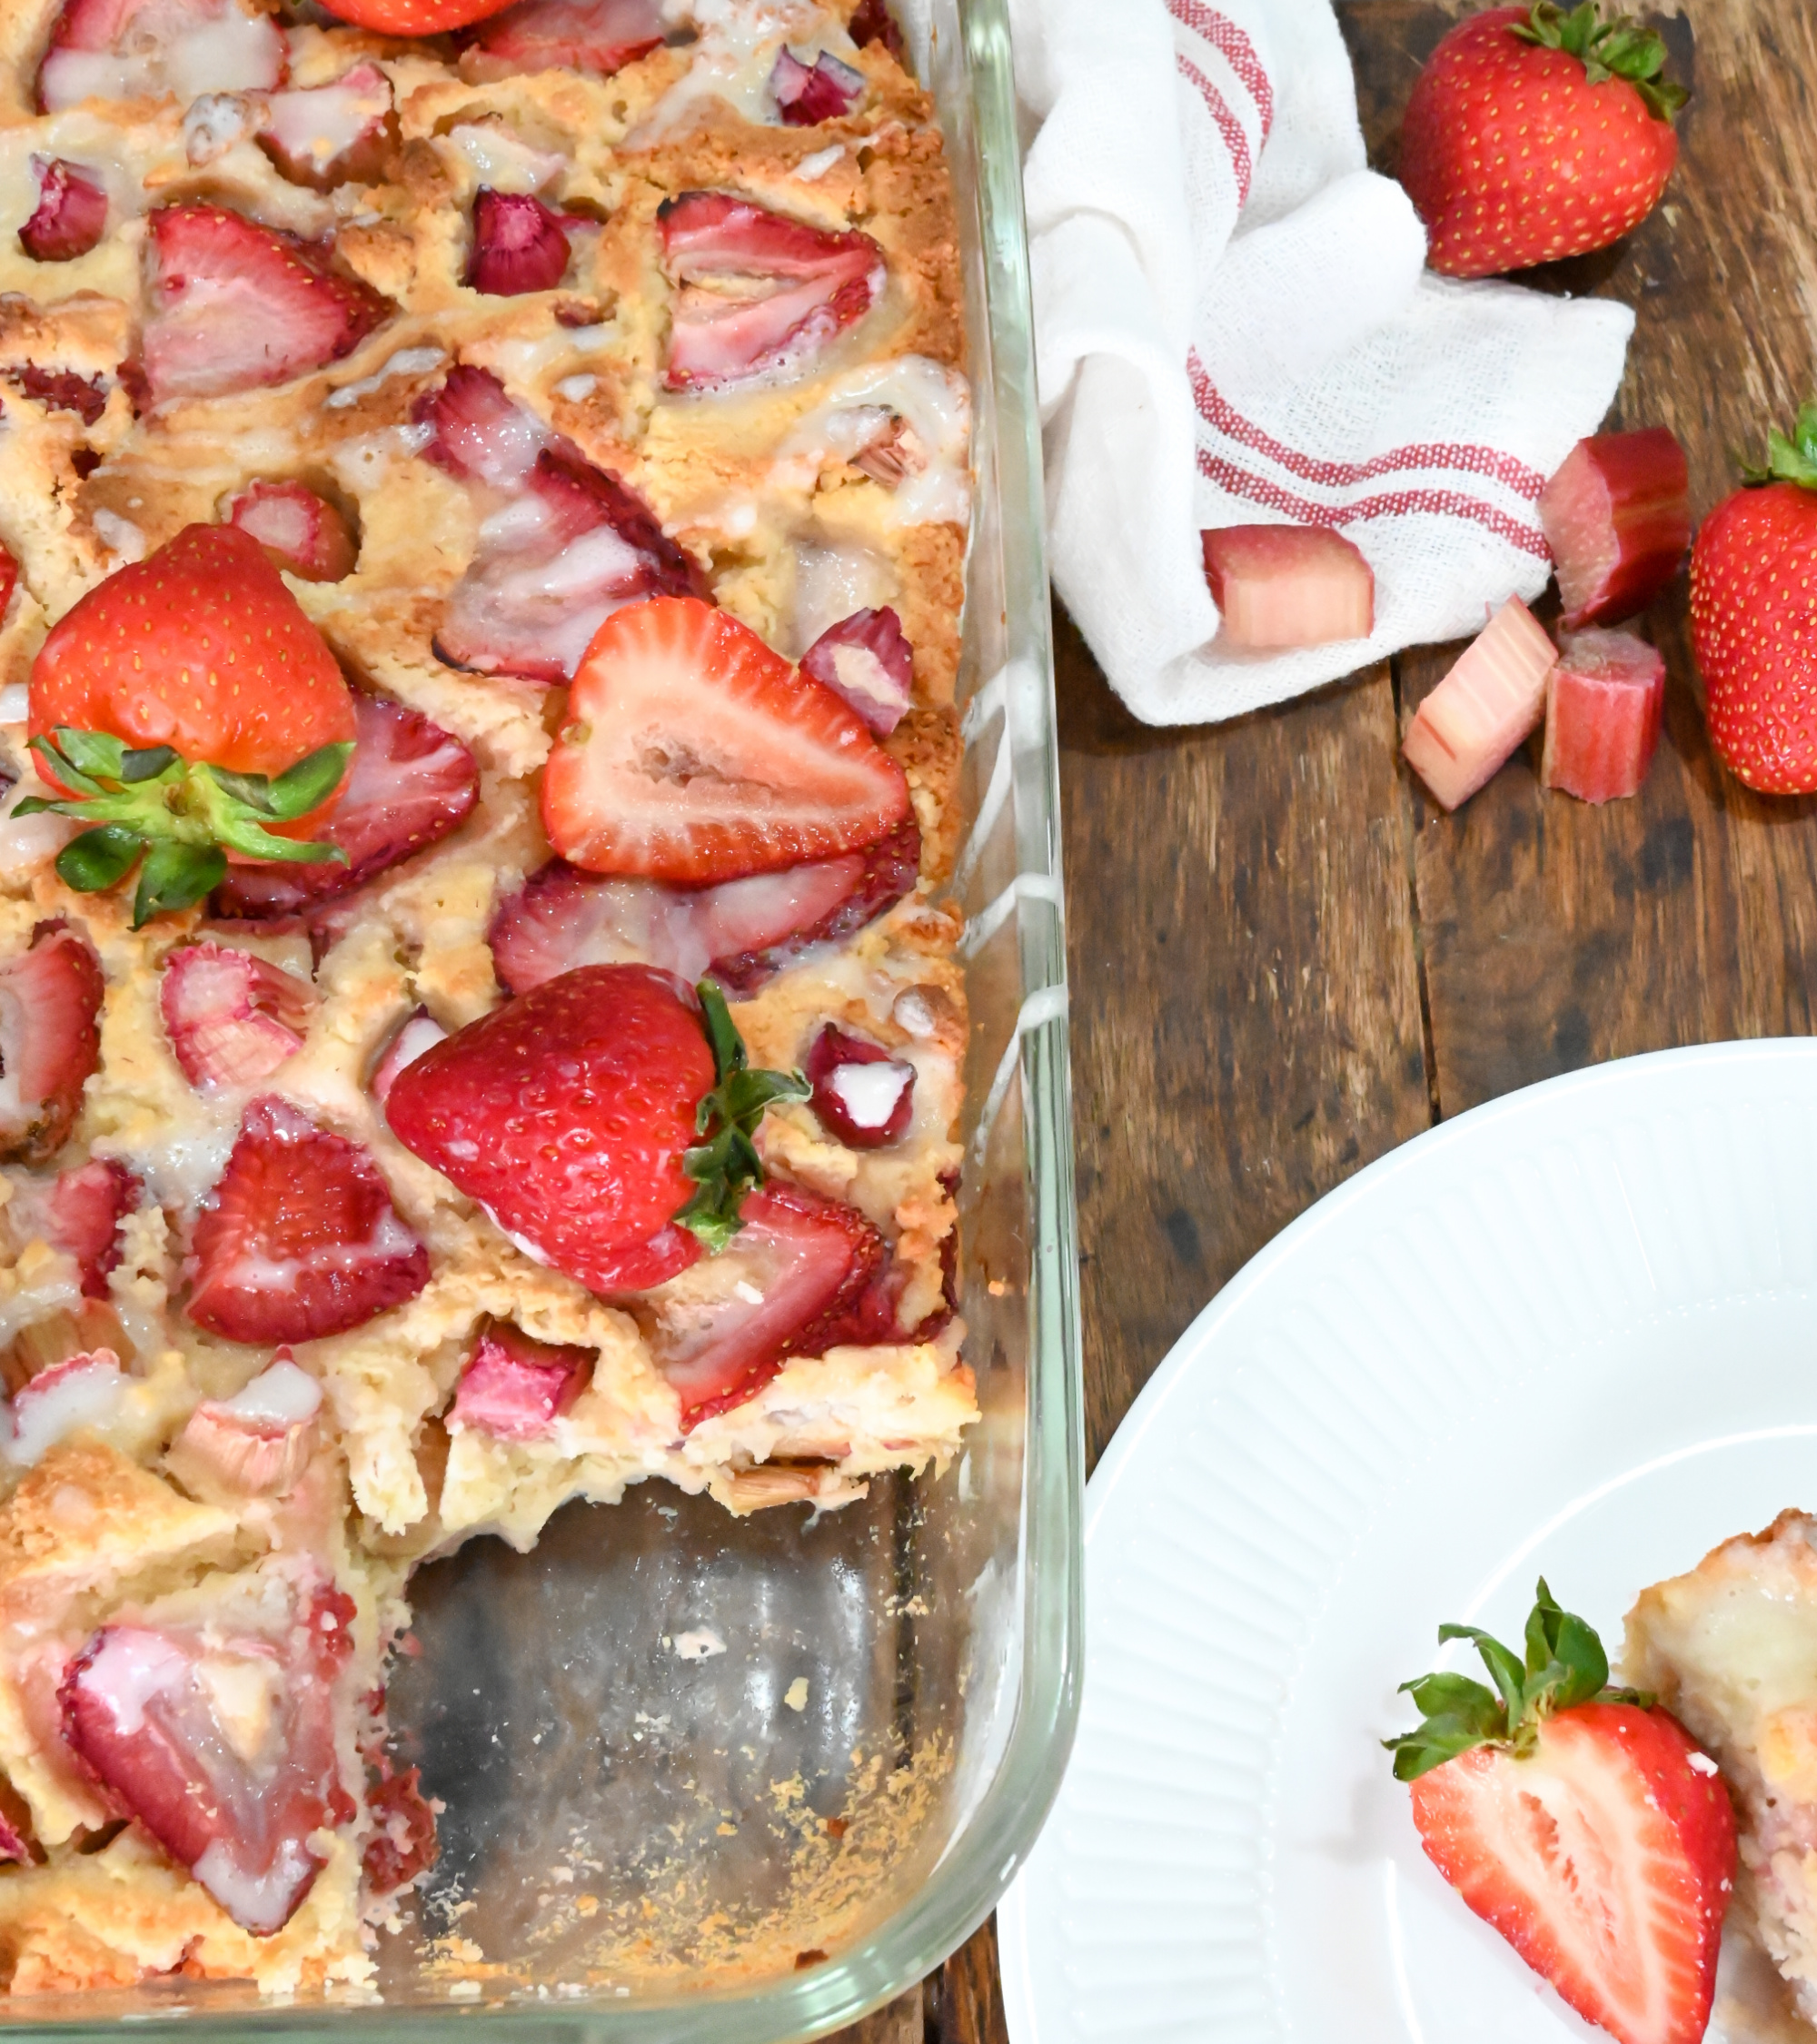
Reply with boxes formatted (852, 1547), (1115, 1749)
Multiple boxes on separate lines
(1011, 0), (1636, 725)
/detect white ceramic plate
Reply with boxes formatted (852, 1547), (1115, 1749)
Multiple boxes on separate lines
(999, 1039), (1817, 2044)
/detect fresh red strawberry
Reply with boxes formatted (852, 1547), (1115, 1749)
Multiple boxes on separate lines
(19, 158), (106, 263)
(208, 692), (478, 920)
(316, 0), (515, 32)
(1539, 429), (1690, 630)
(799, 607), (914, 735)
(61, 1580), (357, 1935)
(225, 480), (359, 583)
(805, 1023), (914, 1148)
(847, 0), (904, 61)
(386, 970), (808, 1295)
(256, 63), (397, 193)
(650, 1186), (885, 1430)
(448, 1324), (590, 1439)
(45, 1157), (139, 1297)
(467, 190), (571, 296)
(184, 1096), (429, 1344)
(25, 524), (359, 924)
(1690, 404), (1817, 793)
(368, 1008), (447, 1106)
(0, 921), (104, 1166)
(38, 0), (286, 114)
(1398, 5), (1686, 278)
(460, 0), (666, 79)
(8, 365), (106, 424)
(160, 940), (317, 1091)
(658, 193), (885, 392)
(543, 596), (910, 883)
(138, 204), (389, 407)
(1389, 1583), (1734, 2044)
(363, 1761), (437, 1898)
(488, 821), (918, 997)
(770, 45), (865, 125)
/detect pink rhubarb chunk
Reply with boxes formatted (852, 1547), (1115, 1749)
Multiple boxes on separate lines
(159, 940), (317, 1090)
(1538, 428), (1690, 630)
(1402, 596), (1558, 812)
(449, 1325), (590, 1440)
(1202, 524), (1375, 650)
(1540, 629), (1666, 805)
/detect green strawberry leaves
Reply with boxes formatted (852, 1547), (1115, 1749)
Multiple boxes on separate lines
(1514, 3), (1688, 120)
(15, 728), (352, 929)
(1741, 400), (1817, 492)
(675, 979), (811, 1254)
(1384, 1580), (1653, 1781)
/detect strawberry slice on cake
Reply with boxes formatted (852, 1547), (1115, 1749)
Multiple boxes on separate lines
(459, 0), (667, 80)
(0, 922), (104, 1166)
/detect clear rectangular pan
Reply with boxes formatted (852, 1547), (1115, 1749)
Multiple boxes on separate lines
(2, 0), (1081, 2029)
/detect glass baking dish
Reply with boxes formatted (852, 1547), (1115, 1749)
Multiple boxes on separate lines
(0, 0), (1081, 2030)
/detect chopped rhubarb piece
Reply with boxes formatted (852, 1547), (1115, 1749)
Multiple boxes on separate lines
(467, 189), (571, 297)
(369, 1008), (447, 1106)
(1540, 629), (1667, 805)
(210, 691), (478, 918)
(448, 1324), (590, 1440)
(658, 191), (885, 393)
(805, 1023), (914, 1147)
(412, 362), (545, 489)
(140, 204), (389, 406)
(160, 940), (317, 1091)
(165, 1353), (322, 1498)
(799, 607), (913, 734)
(5, 1350), (121, 1467)
(1538, 427), (1691, 630)
(256, 62), (396, 192)
(225, 479), (358, 582)
(1403, 596), (1558, 812)
(1202, 524), (1375, 650)
(363, 1761), (437, 1896)
(184, 1096), (429, 1344)
(60, 1583), (355, 1935)
(461, 0), (665, 79)
(0, 921), (104, 1166)
(20, 159), (106, 263)
(46, 1158), (139, 1297)
(847, 0), (904, 60)
(650, 1186), (886, 1431)
(770, 45), (865, 124)
(9, 364), (108, 423)
(38, 0), (287, 114)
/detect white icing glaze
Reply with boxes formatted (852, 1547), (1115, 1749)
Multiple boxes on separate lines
(220, 1357), (323, 1426)
(446, 123), (565, 195)
(776, 357), (973, 528)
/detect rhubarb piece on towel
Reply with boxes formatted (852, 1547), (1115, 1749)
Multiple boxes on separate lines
(1539, 429), (1690, 630)
(1403, 596), (1557, 812)
(1541, 630), (1666, 805)
(1202, 525), (1375, 650)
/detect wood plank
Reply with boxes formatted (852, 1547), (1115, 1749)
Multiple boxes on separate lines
(1344, 1), (1817, 1116)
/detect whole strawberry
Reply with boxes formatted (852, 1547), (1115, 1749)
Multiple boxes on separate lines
(1690, 402), (1817, 793)
(1399, 4), (1687, 279)
(1388, 1583), (1734, 2044)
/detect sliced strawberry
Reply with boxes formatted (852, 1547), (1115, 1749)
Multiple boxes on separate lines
(5, 1350), (122, 1467)
(256, 62), (396, 193)
(10, 364), (108, 424)
(184, 1096), (429, 1344)
(847, 0), (904, 60)
(208, 691), (478, 919)
(461, 0), (665, 79)
(412, 363), (544, 489)
(649, 1186), (885, 1430)
(46, 1157), (139, 1297)
(20, 158), (107, 263)
(490, 821), (918, 997)
(799, 607), (913, 735)
(467, 189), (571, 297)
(226, 479), (358, 583)
(0, 542), (15, 621)
(38, 0), (287, 114)
(61, 1583), (356, 1935)
(448, 1323), (590, 1439)
(1203, 524), (1375, 650)
(385, 964), (710, 1295)
(544, 596), (911, 883)
(368, 1008), (447, 1106)
(1539, 428), (1691, 630)
(160, 940), (317, 1091)
(165, 1353), (322, 1499)
(1542, 629), (1667, 805)
(140, 205), (390, 407)
(805, 1024), (914, 1148)
(770, 46), (865, 124)
(0, 921), (104, 1166)
(658, 193), (885, 392)
(363, 1761), (437, 1898)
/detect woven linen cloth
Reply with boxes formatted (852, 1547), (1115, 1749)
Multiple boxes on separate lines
(1009, 0), (1636, 725)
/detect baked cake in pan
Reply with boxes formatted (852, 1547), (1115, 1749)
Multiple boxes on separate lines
(0, 0), (975, 1996)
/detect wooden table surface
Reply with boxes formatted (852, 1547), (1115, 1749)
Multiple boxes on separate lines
(836, 1), (1817, 2036)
